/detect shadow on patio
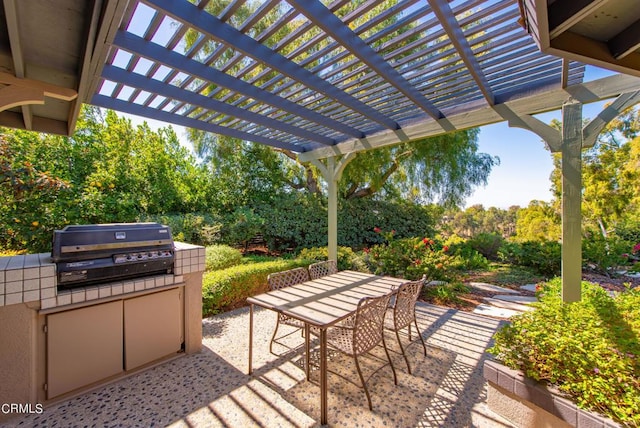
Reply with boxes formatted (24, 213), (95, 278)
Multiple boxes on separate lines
(7, 303), (515, 427)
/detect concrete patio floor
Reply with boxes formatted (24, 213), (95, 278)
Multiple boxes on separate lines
(5, 302), (516, 427)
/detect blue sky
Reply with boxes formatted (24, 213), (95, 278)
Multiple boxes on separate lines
(121, 66), (618, 210)
(464, 65), (616, 209)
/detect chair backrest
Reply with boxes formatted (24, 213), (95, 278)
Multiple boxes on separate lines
(308, 260), (338, 280)
(353, 293), (392, 356)
(392, 280), (423, 330)
(267, 267), (310, 291)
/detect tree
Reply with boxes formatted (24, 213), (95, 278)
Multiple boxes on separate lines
(443, 204), (518, 239)
(0, 106), (216, 252)
(549, 107), (640, 239)
(515, 200), (560, 242)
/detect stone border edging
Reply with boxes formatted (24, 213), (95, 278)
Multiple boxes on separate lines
(483, 360), (620, 428)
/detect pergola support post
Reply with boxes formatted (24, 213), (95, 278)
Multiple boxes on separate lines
(560, 101), (583, 302)
(497, 92), (640, 302)
(309, 153), (356, 263)
(326, 157), (338, 263)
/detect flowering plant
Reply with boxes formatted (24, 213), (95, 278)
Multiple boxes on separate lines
(364, 228), (460, 282)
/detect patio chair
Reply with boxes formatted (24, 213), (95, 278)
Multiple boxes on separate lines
(384, 279), (428, 374)
(267, 267), (310, 354)
(308, 259), (338, 280)
(326, 292), (397, 410)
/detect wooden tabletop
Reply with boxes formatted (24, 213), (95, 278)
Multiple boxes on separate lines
(247, 270), (406, 328)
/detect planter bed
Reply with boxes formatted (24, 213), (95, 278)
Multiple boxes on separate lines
(483, 360), (620, 428)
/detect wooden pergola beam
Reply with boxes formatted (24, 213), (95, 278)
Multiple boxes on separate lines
(0, 72), (78, 102)
(298, 73), (640, 161)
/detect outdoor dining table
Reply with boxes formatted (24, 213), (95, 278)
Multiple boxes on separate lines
(247, 270), (406, 425)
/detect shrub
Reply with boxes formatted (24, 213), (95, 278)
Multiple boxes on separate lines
(221, 208), (265, 250)
(141, 213), (222, 246)
(297, 246), (366, 271)
(205, 245), (243, 271)
(489, 279), (640, 425)
(498, 240), (561, 277)
(468, 232), (504, 261)
(582, 233), (633, 276)
(256, 194), (439, 252)
(202, 258), (310, 316)
(364, 231), (463, 282)
(442, 236), (489, 270)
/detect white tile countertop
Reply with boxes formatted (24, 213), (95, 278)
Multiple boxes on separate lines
(0, 242), (205, 310)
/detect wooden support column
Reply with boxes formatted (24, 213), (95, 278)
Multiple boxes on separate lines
(560, 101), (583, 302)
(498, 91), (640, 302)
(309, 153), (356, 262)
(326, 157), (338, 263)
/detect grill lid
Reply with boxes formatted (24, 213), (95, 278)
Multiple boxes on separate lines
(51, 222), (173, 262)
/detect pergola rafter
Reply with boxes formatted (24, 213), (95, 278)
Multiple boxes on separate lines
(289, 0), (445, 122)
(144, 0), (400, 131)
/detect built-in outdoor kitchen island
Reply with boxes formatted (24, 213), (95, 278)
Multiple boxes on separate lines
(0, 233), (205, 423)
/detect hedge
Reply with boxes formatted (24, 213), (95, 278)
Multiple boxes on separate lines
(202, 258), (311, 316)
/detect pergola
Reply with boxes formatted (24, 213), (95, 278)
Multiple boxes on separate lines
(1, 0), (640, 301)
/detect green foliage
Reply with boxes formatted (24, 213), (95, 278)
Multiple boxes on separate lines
(364, 232), (464, 282)
(256, 194), (439, 253)
(615, 217), (640, 244)
(515, 200), (561, 242)
(468, 232), (504, 261)
(0, 107), (216, 253)
(140, 213), (222, 246)
(339, 128), (497, 205)
(258, 193), (327, 252)
(582, 234), (633, 276)
(297, 246), (366, 272)
(338, 198), (439, 249)
(442, 204), (518, 239)
(202, 258), (310, 316)
(489, 279), (640, 425)
(205, 245), (243, 271)
(0, 134), (72, 252)
(221, 208), (265, 249)
(441, 235), (489, 270)
(422, 281), (471, 306)
(498, 240), (561, 277)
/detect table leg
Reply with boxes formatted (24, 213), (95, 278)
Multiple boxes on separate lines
(320, 328), (327, 425)
(305, 324), (310, 380)
(248, 303), (254, 375)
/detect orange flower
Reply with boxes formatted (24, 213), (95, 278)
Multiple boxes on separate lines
(31, 221), (39, 227)
(436, 263), (443, 269)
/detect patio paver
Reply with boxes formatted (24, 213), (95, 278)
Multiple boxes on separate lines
(4, 302), (515, 427)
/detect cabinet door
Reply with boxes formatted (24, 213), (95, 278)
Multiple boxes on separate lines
(47, 301), (123, 399)
(124, 288), (182, 370)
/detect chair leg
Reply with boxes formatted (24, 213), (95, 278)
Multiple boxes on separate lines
(354, 354), (373, 410)
(394, 326), (412, 374)
(413, 318), (427, 356)
(269, 317), (281, 354)
(382, 333), (397, 385)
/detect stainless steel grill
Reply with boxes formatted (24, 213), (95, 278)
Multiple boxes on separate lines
(51, 223), (174, 289)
